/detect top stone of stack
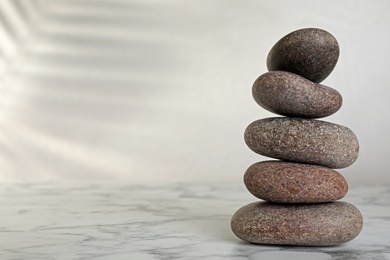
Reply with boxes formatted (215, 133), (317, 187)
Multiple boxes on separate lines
(267, 28), (339, 83)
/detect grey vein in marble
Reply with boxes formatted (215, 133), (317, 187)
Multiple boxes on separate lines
(0, 183), (390, 259)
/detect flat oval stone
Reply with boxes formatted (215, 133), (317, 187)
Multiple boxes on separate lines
(267, 28), (339, 83)
(252, 71), (342, 118)
(231, 201), (363, 246)
(244, 161), (348, 203)
(244, 117), (359, 168)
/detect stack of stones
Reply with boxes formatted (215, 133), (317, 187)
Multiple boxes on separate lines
(231, 28), (363, 246)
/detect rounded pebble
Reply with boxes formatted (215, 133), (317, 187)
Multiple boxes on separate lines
(231, 201), (363, 246)
(244, 117), (359, 169)
(267, 28), (339, 83)
(252, 71), (342, 118)
(244, 161), (348, 203)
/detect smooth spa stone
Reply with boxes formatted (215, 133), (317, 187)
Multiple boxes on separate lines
(231, 201), (363, 246)
(252, 71), (342, 118)
(244, 117), (359, 169)
(267, 28), (339, 83)
(244, 161), (348, 203)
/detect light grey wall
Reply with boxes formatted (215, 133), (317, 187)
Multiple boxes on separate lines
(0, 0), (388, 184)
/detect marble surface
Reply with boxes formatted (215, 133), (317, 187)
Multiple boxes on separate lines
(1, 183), (390, 259)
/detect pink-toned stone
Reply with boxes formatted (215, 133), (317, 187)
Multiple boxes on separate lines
(244, 161), (348, 203)
(231, 201), (363, 246)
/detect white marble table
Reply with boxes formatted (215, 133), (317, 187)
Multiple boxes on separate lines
(1, 183), (389, 259)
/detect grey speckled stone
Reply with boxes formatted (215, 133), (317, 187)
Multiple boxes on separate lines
(267, 28), (339, 83)
(252, 71), (342, 118)
(231, 201), (363, 246)
(244, 117), (359, 168)
(244, 161), (348, 203)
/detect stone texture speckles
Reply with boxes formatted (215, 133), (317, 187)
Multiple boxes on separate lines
(231, 28), (362, 246)
(252, 71), (342, 118)
(231, 201), (363, 246)
(244, 161), (348, 203)
(244, 117), (359, 169)
(267, 28), (339, 83)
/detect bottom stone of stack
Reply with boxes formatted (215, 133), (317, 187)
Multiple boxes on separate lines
(231, 201), (363, 246)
